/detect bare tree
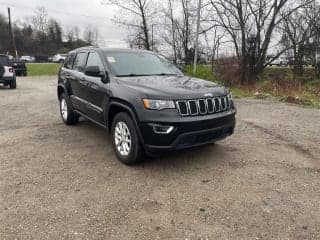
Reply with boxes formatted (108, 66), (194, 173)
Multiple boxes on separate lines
(84, 25), (100, 46)
(103, 0), (157, 50)
(280, 0), (320, 75)
(206, 0), (313, 83)
(162, 0), (178, 62)
(31, 7), (48, 38)
(202, 28), (224, 71)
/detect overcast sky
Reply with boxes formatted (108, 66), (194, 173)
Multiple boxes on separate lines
(0, 0), (128, 47)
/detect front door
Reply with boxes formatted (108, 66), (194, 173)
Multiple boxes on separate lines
(82, 52), (108, 124)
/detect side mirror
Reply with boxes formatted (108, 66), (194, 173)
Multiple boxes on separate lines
(85, 66), (101, 77)
(85, 66), (109, 83)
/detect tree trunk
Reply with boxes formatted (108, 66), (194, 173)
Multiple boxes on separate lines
(139, 0), (150, 50)
(168, 0), (177, 63)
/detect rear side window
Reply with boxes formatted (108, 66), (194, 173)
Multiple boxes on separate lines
(0, 56), (9, 66)
(73, 52), (88, 72)
(86, 52), (104, 71)
(64, 53), (75, 69)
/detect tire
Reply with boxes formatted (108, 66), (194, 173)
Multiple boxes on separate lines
(23, 71), (27, 77)
(59, 93), (79, 125)
(10, 78), (16, 89)
(0, 66), (4, 78)
(111, 112), (143, 165)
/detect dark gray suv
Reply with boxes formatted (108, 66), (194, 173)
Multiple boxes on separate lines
(57, 47), (236, 165)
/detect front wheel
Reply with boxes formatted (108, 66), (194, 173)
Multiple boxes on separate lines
(59, 93), (79, 125)
(111, 112), (143, 165)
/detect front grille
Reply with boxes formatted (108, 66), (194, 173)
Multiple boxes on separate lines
(176, 96), (231, 117)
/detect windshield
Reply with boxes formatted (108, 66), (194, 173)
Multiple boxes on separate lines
(0, 56), (9, 66)
(104, 51), (182, 77)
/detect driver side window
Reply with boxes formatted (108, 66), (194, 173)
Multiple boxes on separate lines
(73, 52), (88, 73)
(86, 52), (104, 71)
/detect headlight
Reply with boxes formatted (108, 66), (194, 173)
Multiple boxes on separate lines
(142, 99), (175, 110)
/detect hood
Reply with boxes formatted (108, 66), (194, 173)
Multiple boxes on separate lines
(115, 75), (227, 99)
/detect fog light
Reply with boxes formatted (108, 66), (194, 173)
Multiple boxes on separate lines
(152, 125), (175, 134)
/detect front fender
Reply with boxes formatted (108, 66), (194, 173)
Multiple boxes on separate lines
(107, 100), (145, 145)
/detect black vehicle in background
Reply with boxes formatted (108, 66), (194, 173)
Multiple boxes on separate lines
(10, 59), (27, 76)
(34, 56), (49, 63)
(57, 47), (236, 165)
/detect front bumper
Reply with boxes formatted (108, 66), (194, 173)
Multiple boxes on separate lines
(13, 68), (26, 73)
(139, 110), (236, 152)
(0, 77), (14, 83)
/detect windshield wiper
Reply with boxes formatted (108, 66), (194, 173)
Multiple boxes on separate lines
(116, 73), (179, 77)
(116, 74), (152, 77)
(153, 73), (178, 76)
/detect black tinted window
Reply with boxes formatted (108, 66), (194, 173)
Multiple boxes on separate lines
(64, 53), (75, 69)
(73, 52), (88, 72)
(0, 56), (9, 66)
(86, 52), (104, 71)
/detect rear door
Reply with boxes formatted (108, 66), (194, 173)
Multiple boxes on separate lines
(69, 52), (88, 113)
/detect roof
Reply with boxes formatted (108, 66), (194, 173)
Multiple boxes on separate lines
(70, 47), (153, 55)
(101, 48), (148, 52)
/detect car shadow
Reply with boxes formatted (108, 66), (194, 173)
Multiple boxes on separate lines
(0, 85), (10, 90)
(139, 143), (229, 169)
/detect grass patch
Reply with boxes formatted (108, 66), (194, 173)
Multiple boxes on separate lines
(185, 65), (217, 82)
(26, 63), (61, 76)
(186, 65), (254, 98)
(230, 87), (253, 98)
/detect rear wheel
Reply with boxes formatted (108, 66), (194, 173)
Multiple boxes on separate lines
(111, 112), (143, 165)
(59, 93), (79, 125)
(10, 78), (16, 89)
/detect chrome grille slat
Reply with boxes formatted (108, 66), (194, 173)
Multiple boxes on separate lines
(214, 98), (221, 112)
(198, 99), (207, 115)
(188, 100), (198, 115)
(176, 100), (189, 116)
(206, 98), (214, 113)
(177, 96), (231, 117)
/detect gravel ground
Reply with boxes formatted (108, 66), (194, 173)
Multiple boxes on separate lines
(0, 76), (319, 240)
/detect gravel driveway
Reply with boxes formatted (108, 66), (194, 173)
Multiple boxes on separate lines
(0, 76), (319, 240)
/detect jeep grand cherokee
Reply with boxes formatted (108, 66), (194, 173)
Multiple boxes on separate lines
(57, 47), (236, 165)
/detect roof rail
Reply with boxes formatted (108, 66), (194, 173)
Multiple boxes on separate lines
(79, 45), (97, 49)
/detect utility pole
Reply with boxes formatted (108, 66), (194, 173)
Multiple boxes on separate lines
(8, 8), (18, 58)
(193, 0), (202, 74)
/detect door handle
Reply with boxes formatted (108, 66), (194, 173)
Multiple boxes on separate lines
(66, 74), (73, 79)
(79, 77), (86, 85)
